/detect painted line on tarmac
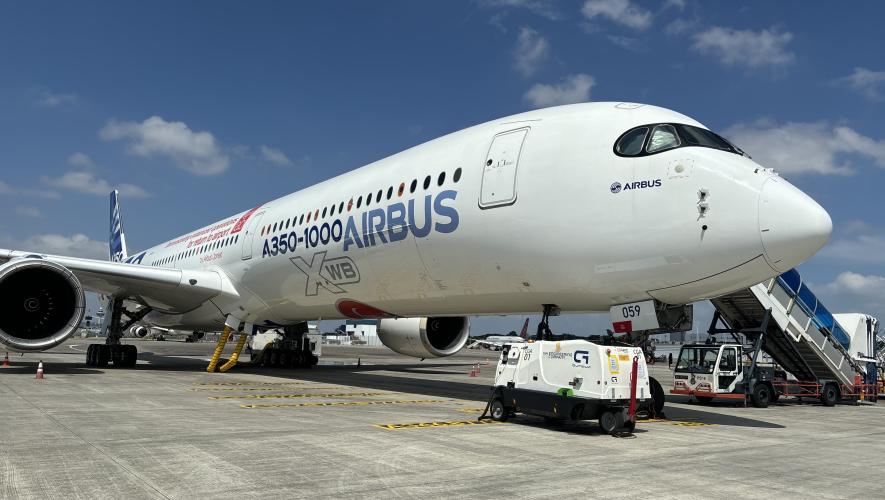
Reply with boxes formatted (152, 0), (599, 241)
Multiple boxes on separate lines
(193, 382), (312, 387)
(637, 418), (716, 427)
(454, 408), (487, 413)
(374, 420), (505, 430)
(69, 345), (87, 352)
(209, 392), (389, 400)
(190, 386), (347, 392)
(241, 399), (449, 409)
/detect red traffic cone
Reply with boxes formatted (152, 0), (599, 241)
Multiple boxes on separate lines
(35, 361), (44, 379)
(2, 352), (9, 368)
(469, 368), (476, 377)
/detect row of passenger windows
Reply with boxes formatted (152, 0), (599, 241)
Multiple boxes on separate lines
(260, 167), (462, 236)
(615, 123), (745, 157)
(149, 234), (240, 267)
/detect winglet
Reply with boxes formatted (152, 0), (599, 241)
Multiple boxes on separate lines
(519, 318), (529, 340)
(109, 190), (128, 262)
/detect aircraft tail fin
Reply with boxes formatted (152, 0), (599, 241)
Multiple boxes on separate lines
(109, 190), (128, 262)
(518, 318), (529, 339)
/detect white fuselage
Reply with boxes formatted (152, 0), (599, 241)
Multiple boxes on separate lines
(124, 103), (831, 331)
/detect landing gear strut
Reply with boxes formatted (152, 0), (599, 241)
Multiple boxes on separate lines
(85, 298), (145, 368)
(259, 323), (318, 369)
(536, 304), (560, 341)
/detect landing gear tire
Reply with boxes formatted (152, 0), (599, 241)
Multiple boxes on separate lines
(649, 377), (665, 415)
(696, 396), (714, 404)
(490, 399), (507, 422)
(599, 410), (625, 435)
(820, 383), (839, 407)
(751, 383), (772, 408)
(86, 344), (96, 366)
(95, 345), (110, 367)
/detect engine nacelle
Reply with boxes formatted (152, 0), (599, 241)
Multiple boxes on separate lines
(377, 317), (469, 358)
(130, 325), (150, 338)
(0, 258), (86, 351)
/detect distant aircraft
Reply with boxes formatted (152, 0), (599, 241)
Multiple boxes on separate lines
(469, 318), (530, 350)
(0, 102), (831, 372)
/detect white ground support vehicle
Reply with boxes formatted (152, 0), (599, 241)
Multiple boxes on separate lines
(488, 340), (650, 434)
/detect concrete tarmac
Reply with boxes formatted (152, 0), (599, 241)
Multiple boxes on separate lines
(1, 339), (883, 499)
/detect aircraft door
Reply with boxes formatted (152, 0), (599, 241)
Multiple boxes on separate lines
(240, 211), (265, 260)
(479, 127), (529, 208)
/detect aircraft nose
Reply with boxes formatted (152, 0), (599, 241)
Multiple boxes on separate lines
(758, 177), (832, 272)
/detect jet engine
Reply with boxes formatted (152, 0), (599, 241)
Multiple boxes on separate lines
(130, 325), (150, 338)
(0, 258), (85, 351)
(377, 317), (469, 358)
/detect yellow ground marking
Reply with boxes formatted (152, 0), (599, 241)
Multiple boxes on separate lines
(454, 408), (488, 413)
(637, 418), (716, 427)
(192, 382), (310, 386)
(209, 392), (388, 400)
(374, 419), (505, 430)
(190, 386), (345, 392)
(241, 399), (449, 409)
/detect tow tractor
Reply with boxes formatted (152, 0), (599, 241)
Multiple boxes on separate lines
(484, 340), (649, 434)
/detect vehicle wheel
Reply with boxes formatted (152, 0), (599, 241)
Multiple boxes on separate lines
(820, 383), (839, 407)
(649, 377), (665, 415)
(490, 399), (507, 422)
(751, 383), (771, 408)
(96, 345), (110, 367)
(123, 345), (137, 367)
(599, 410), (624, 435)
(696, 396), (714, 404)
(110, 345), (124, 366)
(85, 344), (95, 366)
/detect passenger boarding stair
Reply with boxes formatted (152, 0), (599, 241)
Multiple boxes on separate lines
(711, 269), (862, 386)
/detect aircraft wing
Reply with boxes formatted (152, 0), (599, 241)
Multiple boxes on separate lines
(0, 249), (238, 313)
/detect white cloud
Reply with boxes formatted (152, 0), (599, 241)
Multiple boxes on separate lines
(100, 116), (230, 175)
(581, 0), (652, 30)
(821, 231), (885, 264)
(33, 87), (79, 108)
(723, 120), (885, 175)
(68, 152), (95, 167)
(0, 180), (60, 199)
(834, 67), (885, 101)
(260, 145), (293, 166)
(663, 0), (685, 10)
(476, 0), (561, 20)
(524, 74), (595, 108)
(14, 206), (42, 218)
(816, 271), (885, 317)
(665, 17), (697, 36)
(3, 233), (107, 259)
(513, 27), (550, 77)
(606, 35), (641, 51)
(42, 171), (149, 198)
(692, 26), (794, 69)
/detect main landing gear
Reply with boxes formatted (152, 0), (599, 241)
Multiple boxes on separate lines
(258, 323), (319, 369)
(85, 299), (146, 368)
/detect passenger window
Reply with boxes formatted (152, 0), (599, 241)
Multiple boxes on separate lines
(647, 125), (680, 153)
(377, 189), (383, 201)
(616, 127), (648, 156)
(423, 176), (430, 189)
(387, 186), (393, 200)
(453, 168), (462, 183)
(339, 201), (344, 213)
(410, 179), (417, 193)
(437, 172), (445, 186)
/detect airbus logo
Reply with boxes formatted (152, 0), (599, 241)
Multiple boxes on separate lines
(610, 179), (662, 193)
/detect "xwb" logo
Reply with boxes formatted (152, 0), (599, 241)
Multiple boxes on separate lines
(291, 251), (361, 296)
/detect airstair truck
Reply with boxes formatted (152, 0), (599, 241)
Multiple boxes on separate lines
(488, 340), (650, 434)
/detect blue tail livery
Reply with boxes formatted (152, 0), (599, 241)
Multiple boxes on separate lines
(109, 190), (128, 262)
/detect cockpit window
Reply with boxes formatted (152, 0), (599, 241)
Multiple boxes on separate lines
(675, 124), (735, 152)
(647, 124), (680, 153)
(616, 127), (648, 155)
(614, 122), (745, 157)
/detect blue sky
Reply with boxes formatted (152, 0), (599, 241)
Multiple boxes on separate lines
(1, 1), (884, 335)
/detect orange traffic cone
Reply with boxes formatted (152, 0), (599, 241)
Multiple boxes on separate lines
(35, 361), (44, 379)
(2, 352), (9, 368)
(469, 366), (477, 377)
(474, 363), (480, 374)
